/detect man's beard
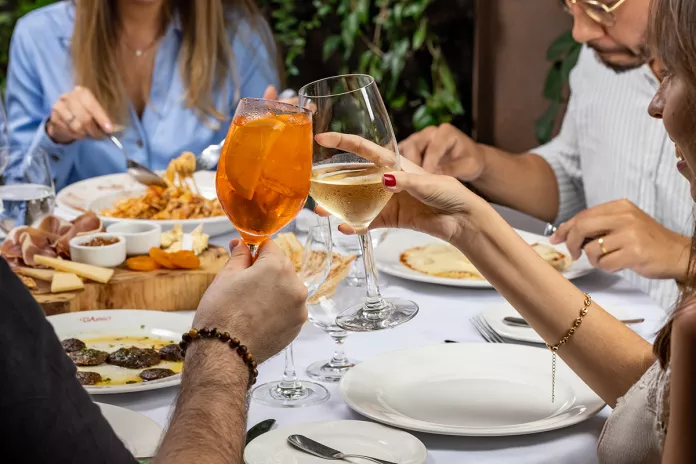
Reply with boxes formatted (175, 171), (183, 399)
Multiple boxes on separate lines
(588, 42), (651, 73)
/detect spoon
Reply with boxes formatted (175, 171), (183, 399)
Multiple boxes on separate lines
(287, 435), (397, 464)
(107, 135), (168, 188)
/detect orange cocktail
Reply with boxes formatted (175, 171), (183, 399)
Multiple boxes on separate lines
(216, 99), (312, 252)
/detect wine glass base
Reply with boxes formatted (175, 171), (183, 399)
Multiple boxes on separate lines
(306, 359), (358, 383)
(251, 380), (330, 408)
(336, 297), (418, 332)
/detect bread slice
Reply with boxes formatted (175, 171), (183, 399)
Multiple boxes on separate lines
(400, 243), (483, 279)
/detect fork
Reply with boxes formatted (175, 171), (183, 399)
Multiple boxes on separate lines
(471, 316), (504, 343)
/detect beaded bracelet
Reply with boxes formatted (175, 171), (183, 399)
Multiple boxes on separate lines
(179, 328), (259, 387)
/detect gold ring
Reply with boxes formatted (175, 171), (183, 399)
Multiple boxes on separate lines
(65, 113), (76, 124)
(598, 237), (608, 256)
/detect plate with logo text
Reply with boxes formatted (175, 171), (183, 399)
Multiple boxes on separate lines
(48, 310), (193, 394)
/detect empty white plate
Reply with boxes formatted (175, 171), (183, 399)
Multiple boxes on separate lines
(340, 343), (605, 436)
(481, 302), (631, 344)
(244, 420), (427, 464)
(97, 403), (163, 458)
(375, 229), (594, 288)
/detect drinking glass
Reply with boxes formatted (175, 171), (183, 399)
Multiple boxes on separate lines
(306, 237), (365, 382)
(216, 98), (312, 256)
(299, 74), (418, 332)
(0, 145), (55, 234)
(252, 219), (333, 407)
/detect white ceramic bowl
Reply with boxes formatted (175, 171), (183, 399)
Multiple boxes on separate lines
(106, 222), (162, 256)
(69, 233), (127, 268)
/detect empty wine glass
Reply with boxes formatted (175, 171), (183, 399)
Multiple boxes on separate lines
(251, 218), (333, 407)
(306, 239), (364, 382)
(300, 74), (418, 332)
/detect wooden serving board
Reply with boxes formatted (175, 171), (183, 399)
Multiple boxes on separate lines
(32, 246), (229, 315)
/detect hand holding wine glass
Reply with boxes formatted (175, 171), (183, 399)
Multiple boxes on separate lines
(314, 131), (484, 244)
(300, 74), (418, 332)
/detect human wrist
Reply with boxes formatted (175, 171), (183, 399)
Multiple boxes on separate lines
(450, 195), (497, 250)
(183, 336), (253, 386)
(669, 234), (691, 282)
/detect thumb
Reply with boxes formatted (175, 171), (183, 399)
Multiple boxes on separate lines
(226, 239), (253, 273)
(262, 85), (279, 100)
(383, 171), (462, 208)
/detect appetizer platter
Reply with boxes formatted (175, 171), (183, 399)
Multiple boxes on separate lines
(375, 229), (594, 288)
(1, 210), (228, 314)
(55, 153), (233, 237)
(48, 310), (192, 394)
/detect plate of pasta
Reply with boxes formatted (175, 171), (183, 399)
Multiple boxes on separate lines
(56, 153), (234, 237)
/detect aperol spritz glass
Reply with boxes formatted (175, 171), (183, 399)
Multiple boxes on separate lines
(216, 99), (313, 255)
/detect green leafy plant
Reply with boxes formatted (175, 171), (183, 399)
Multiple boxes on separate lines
(536, 31), (581, 144)
(258, 0), (465, 135)
(0, 0), (56, 88)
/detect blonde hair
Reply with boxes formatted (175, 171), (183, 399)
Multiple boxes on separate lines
(71, 0), (279, 125)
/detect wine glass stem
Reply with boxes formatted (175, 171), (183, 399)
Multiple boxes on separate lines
(358, 232), (385, 313)
(248, 243), (259, 259)
(278, 342), (301, 390)
(329, 334), (350, 368)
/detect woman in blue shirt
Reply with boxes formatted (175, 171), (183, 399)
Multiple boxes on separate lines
(5, 0), (281, 191)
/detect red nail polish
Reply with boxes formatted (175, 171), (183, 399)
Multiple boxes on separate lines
(383, 174), (396, 187)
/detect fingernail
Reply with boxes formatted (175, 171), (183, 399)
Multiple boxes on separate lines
(383, 174), (396, 187)
(230, 239), (241, 251)
(104, 123), (112, 132)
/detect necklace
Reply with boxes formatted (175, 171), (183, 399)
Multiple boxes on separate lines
(121, 35), (161, 57)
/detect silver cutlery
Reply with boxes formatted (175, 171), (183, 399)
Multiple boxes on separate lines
(107, 134), (168, 188)
(471, 315), (504, 344)
(287, 434), (397, 464)
(503, 316), (645, 328)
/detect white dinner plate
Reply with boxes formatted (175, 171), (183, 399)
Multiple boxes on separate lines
(244, 420), (427, 464)
(55, 171), (234, 237)
(375, 229), (594, 288)
(340, 343), (605, 437)
(481, 302), (630, 344)
(49, 310), (193, 394)
(97, 403), (163, 457)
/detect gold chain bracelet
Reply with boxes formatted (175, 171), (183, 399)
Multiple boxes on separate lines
(546, 293), (592, 402)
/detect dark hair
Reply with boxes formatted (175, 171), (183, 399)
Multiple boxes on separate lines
(648, 0), (696, 368)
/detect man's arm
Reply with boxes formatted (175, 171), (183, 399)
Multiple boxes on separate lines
(154, 341), (250, 464)
(470, 147), (560, 223)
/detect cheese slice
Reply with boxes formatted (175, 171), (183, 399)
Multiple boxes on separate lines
(15, 267), (55, 282)
(34, 255), (114, 283)
(51, 272), (85, 293)
(400, 243), (483, 279)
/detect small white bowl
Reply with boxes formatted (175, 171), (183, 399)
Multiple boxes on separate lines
(106, 222), (162, 256)
(70, 233), (127, 268)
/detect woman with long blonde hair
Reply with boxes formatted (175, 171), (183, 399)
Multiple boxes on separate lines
(5, 0), (281, 190)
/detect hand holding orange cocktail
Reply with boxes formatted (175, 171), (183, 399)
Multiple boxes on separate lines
(216, 99), (312, 255)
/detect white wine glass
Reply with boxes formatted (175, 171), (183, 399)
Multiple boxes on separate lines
(251, 218), (333, 407)
(299, 74), (418, 332)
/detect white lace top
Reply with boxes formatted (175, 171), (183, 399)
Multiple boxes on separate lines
(597, 361), (671, 464)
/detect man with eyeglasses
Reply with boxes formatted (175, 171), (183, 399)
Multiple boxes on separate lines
(400, 0), (690, 309)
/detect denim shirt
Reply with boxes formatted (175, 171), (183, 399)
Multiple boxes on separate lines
(5, 1), (279, 190)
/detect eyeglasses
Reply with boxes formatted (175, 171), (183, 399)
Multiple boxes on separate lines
(561, 0), (628, 27)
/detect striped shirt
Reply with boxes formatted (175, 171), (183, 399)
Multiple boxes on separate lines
(532, 46), (692, 310)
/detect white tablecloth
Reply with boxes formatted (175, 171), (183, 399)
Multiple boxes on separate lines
(95, 230), (668, 464)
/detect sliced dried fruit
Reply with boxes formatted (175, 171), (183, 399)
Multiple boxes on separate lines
(169, 250), (201, 269)
(149, 247), (177, 269)
(126, 256), (161, 272)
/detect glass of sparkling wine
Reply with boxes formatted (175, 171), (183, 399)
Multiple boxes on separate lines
(0, 144), (55, 234)
(299, 74), (418, 332)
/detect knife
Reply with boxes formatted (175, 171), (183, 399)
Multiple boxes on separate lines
(245, 419), (276, 446)
(287, 434), (398, 464)
(503, 316), (645, 327)
(492, 204), (594, 247)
